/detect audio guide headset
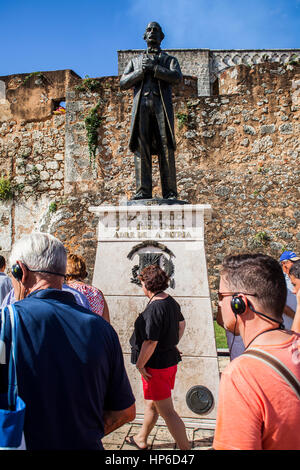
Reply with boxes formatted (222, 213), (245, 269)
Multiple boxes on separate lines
(231, 294), (247, 316)
(11, 263), (65, 281)
(231, 293), (284, 328)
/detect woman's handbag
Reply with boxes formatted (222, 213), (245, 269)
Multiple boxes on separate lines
(0, 305), (26, 449)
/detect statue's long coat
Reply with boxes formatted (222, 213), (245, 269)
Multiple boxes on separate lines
(120, 51), (182, 153)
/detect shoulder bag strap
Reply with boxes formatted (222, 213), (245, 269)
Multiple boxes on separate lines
(243, 348), (300, 399)
(7, 305), (18, 410)
(0, 308), (6, 364)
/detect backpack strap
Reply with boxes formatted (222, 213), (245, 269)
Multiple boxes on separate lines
(243, 348), (300, 400)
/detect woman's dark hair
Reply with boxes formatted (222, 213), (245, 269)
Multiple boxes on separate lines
(290, 260), (300, 280)
(139, 264), (169, 293)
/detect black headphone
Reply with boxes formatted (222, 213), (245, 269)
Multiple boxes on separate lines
(231, 294), (247, 316)
(11, 263), (65, 281)
(231, 293), (284, 328)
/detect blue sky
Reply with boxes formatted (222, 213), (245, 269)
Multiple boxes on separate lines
(0, 0), (299, 78)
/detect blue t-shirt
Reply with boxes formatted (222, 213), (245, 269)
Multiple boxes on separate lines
(0, 289), (135, 450)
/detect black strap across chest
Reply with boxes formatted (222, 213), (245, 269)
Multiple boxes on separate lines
(243, 348), (300, 399)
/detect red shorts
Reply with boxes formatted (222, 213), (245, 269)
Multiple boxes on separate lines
(142, 365), (177, 401)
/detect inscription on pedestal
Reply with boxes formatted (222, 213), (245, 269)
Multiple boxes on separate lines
(89, 204), (211, 242)
(114, 230), (192, 239)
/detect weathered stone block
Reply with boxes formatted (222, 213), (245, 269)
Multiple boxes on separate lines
(279, 123), (293, 134)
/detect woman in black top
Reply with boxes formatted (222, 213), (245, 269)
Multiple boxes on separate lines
(126, 265), (190, 450)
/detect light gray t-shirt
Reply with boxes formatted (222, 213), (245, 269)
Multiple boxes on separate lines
(0, 273), (12, 306)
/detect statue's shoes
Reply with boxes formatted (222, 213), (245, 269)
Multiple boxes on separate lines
(131, 194), (152, 200)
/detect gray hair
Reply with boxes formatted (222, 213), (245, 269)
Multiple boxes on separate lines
(9, 232), (67, 275)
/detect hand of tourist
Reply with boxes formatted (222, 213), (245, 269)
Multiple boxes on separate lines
(137, 366), (152, 382)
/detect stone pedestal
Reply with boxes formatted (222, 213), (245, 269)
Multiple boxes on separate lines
(89, 203), (220, 428)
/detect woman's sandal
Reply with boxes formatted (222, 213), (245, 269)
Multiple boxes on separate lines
(125, 435), (149, 450)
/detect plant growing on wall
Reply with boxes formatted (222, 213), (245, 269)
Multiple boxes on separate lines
(0, 174), (26, 201)
(23, 71), (44, 85)
(0, 175), (14, 201)
(48, 202), (58, 213)
(176, 112), (188, 129)
(250, 231), (271, 248)
(84, 101), (103, 168)
(288, 54), (300, 66)
(75, 75), (101, 93)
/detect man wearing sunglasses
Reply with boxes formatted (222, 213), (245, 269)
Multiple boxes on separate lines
(213, 253), (300, 450)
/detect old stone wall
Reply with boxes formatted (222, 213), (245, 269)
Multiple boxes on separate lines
(118, 48), (300, 96)
(0, 70), (81, 253)
(0, 62), (299, 315)
(118, 49), (211, 96)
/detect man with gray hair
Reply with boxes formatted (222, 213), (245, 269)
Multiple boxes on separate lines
(1, 232), (135, 450)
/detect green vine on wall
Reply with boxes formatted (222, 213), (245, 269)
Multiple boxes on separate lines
(84, 100), (103, 170)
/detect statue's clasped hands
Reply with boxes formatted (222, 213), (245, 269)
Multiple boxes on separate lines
(142, 56), (156, 73)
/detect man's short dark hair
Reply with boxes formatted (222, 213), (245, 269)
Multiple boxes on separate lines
(290, 260), (300, 280)
(0, 255), (6, 270)
(221, 253), (287, 319)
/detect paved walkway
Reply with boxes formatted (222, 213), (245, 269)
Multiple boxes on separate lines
(102, 423), (215, 450)
(103, 356), (229, 451)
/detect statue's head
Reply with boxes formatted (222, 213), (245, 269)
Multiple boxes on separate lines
(143, 22), (165, 47)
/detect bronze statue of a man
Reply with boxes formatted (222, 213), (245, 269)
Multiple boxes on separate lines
(120, 22), (182, 200)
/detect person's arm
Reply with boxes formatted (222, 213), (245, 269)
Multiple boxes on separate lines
(102, 297), (110, 323)
(178, 320), (186, 342)
(103, 403), (136, 436)
(216, 306), (225, 328)
(284, 305), (295, 319)
(136, 339), (158, 382)
(103, 327), (136, 435)
(154, 57), (182, 85)
(292, 291), (300, 333)
(120, 59), (144, 90)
